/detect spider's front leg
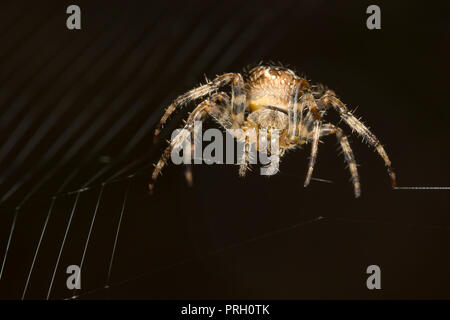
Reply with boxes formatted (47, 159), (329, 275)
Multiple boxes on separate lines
(238, 135), (250, 177)
(230, 74), (246, 126)
(184, 131), (195, 187)
(301, 92), (324, 188)
(153, 73), (244, 142)
(320, 123), (361, 198)
(149, 93), (232, 194)
(287, 78), (309, 139)
(320, 91), (397, 187)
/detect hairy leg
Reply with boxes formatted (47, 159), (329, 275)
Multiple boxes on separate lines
(304, 120), (320, 187)
(230, 74), (246, 126)
(287, 79), (310, 140)
(150, 96), (227, 193)
(321, 123), (361, 198)
(153, 73), (243, 141)
(238, 135), (250, 177)
(302, 92), (323, 187)
(320, 91), (396, 187)
(183, 131), (195, 187)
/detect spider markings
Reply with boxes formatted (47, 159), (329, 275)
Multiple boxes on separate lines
(150, 65), (397, 197)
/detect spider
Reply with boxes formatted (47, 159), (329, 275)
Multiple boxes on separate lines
(149, 64), (396, 197)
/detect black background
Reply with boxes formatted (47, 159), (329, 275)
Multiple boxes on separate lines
(0, 0), (449, 299)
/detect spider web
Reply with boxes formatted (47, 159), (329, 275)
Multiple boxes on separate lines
(1, 1), (450, 300)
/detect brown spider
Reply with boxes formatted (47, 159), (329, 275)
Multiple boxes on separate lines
(150, 64), (396, 197)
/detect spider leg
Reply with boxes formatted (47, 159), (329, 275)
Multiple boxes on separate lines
(304, 120), (320, 187)
(154, 73), (243, 141)
(320, 91), (397, 187)
(297, 109), (314, 139)
(238, 134), (251, 177)
(184, 92), (235, 186)
(204, 93), (234, 130)
(287, 86), (300, 139)
(184, 164), (193, 187)
(183, 131), (195, 187)
(230, 74), (246, 126)
(206, 93), (253, 176)
(320, 123), (361, 198)
(150, 94), (232, 194)
(302, 93), (323, 188)
(287, 79), (309, 139)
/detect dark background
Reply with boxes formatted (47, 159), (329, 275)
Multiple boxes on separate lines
(0, 0), (449, 299)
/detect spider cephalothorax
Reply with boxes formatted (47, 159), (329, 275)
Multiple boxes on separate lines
(150, 64), (396, 197)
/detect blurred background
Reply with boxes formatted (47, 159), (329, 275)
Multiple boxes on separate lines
(0, 0), (449, 299)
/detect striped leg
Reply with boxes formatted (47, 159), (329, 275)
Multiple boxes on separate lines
(230, 73), (246, 126)
(184, 132), (195, 187)
(304, 120), (321, 187)
(153, 73), (244, 141)
(182, 92), (234, 186)
(320, 91), (396, 187)
(150, 94), (233, 194)
(321, 123), (361, 198)
(302, 93), (323, 188)
(287, 79), (310, 139)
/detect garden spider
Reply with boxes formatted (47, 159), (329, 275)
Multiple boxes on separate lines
(150, 64), (396, 197)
